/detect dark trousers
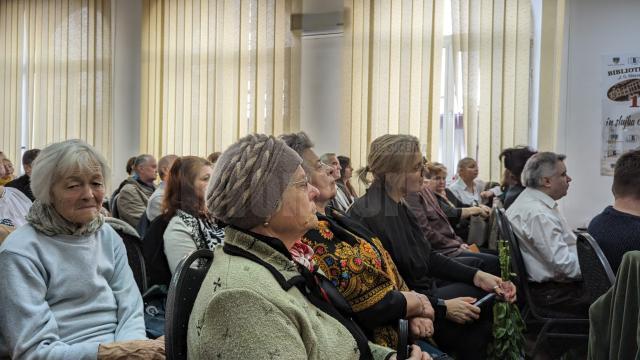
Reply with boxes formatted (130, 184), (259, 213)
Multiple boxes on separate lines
(529, 281), (591, 317)
(455, 251), (500, 277)
(426, 282), (493, 360)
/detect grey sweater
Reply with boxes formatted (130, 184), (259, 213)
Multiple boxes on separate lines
(0, 223), (146, 359)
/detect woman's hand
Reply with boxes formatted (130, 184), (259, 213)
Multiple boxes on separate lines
(402, 291), (434, 319)
(472, 271), (517, 303)
(408, 344), (433, 360)
(409, 317), (434, 339)
(480, 190), (495, 200)
(444, 297), (480, 324)
(390, 345), (433, 360)
(97, 339), (165, 360)
(461, 206), (489, 219)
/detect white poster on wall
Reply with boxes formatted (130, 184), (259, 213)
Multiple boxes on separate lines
(601, 54), (640, 176)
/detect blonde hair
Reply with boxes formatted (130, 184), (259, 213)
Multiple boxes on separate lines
(357, 134), (421, 186)
(426, 162), (448, 178)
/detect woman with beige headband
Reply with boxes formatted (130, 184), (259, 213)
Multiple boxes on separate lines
(188, 133), (430, 360)
(348, 134), (516, 360)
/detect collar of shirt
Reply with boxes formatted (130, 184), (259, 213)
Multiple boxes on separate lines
(523, 187), (557, 209)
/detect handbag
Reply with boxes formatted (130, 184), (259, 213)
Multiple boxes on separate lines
(467, 215), (488, 246)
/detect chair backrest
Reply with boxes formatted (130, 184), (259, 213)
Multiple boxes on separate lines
(119, 231), (148, 294)
(397, 319), (410, 360)
(110, 193), (120, 218)
(494, 208), (552, 318)
(165, 249), (214, 360)
(136, 209), (151, 238)
(575, 231), (615, 302)
(142, 215), (172, 287)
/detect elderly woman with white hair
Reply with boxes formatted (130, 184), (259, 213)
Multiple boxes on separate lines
(0, 140), (164, 359)
(188, 133), (430, 360)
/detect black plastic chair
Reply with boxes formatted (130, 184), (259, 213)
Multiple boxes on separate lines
(165, 249), (214, 360)
(494, 208), (588, 357)
(142, 215), (172, 287)
(574, 231), (615, 303)
(397, 319), (410, 360)
(120, 231), (148, 294)
(110, 193), (120, 219)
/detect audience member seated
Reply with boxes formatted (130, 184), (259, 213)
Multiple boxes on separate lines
(507, 151), (589, 316)
(281, 132), (437, 352)
(405, 172), (500, 275)
(323, 152), (353, 212)
(109, 156), (138, 209)
(206, 151), (221, 164)
(0, 157), (14, 185)
(5, 148), (40, 201)
(499, 146), (537, 209)
(117, 154), (157, 227)
(339, 155), (358, 199)
(589, 149), (640, 273)
(146, 154), (178, 221)
(588, 251), (640, 359)
(427, 162), (490, 241)
(348, 134), (516, 360)
(0, 151), (31, 228)
(0, 139), (164, 359)
(0, 224), (12, 244)
(189, 134), (430, 360)
(163, 156), (224, 274)
(448, 157), (500, 206)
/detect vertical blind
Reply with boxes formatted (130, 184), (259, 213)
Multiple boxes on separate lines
(342, 0), (444, 173)
(452, 0), (531, 180)
(0, 0), (112, 169)
(141, 0), (301, 158)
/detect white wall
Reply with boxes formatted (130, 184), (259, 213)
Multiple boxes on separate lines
(111, 0), (142, 190)
(558, 0), (640, 228)
(300, 33), (343, 155)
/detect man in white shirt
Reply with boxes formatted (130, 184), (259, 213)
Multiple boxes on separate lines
(506, 151), (589, 316)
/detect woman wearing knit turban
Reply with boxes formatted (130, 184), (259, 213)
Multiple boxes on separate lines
(187, 134), (430, 360)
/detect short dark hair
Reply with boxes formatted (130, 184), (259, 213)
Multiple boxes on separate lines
(207, 152), (222, 164)
(612, 150), (640, 199)
(22, 149), (40, 166)
(499, 146), (537, 185)
(337, 155), (351, 179)
(126, 156), (136, 175)
(279, 132), (315, 174)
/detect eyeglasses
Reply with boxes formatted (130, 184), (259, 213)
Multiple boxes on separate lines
(289, 175), (311, 191)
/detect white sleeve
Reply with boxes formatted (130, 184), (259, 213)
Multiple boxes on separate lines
(163, 216), (197, 274)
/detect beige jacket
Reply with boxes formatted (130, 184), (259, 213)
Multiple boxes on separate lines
(188, 227), (394, 360)
(116, 178), (155, 228)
